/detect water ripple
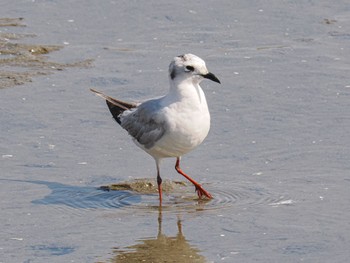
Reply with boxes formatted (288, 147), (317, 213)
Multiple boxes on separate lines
(4, 179), (293, 213)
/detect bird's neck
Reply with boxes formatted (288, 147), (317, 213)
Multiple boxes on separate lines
(166, 78), (207, 106)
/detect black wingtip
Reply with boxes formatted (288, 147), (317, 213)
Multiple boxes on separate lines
(106, 100), (122, 124)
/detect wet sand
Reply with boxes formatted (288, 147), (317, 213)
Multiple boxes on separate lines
(1, 1), (350, 262)
(0, 18), (92, 89)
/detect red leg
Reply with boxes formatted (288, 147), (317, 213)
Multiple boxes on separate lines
(156, 160), (162, 203)
(157, 171), (162, 203)
(175, 158), (212, 199)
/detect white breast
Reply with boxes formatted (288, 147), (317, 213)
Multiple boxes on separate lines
(147, 85), (210, 158)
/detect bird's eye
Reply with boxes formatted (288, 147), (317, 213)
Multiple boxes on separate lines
(185, 65), (195, 72)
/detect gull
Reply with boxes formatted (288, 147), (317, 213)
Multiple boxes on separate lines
(91, 54), (220, 202)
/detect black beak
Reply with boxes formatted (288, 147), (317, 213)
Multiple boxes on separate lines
(203, 72), (221, 84)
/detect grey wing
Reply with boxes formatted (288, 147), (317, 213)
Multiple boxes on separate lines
(120, 100), (166, 149)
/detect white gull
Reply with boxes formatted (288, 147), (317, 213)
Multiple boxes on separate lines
(91, 54), (220, 202)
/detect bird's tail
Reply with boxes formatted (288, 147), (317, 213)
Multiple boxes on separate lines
(90, 88), (137, 124)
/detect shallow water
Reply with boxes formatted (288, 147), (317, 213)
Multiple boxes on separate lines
(1, 0), (350, 262)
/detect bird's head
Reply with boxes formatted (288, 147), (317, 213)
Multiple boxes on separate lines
(169, 54), (221, 85)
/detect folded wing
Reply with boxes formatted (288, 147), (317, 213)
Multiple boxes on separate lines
(90, 89), (166, 149)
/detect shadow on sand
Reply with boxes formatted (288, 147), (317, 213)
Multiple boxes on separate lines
(0, 179), (140, 209)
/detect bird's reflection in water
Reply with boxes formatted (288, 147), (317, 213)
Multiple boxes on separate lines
(110, 208), (206, 263)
